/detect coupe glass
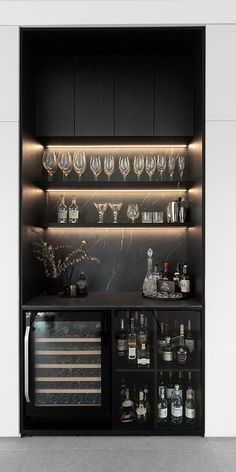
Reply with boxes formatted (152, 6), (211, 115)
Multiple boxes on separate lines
(90, 156), (102, 180)
(134, 155), (144, 181)
(73, 151), (86, 181)
(178, 155), (185, 181)
(145, 155), (156, 181)
(104, 155), (115, 181)
(42, 150), (57, 181)
(156, 154), (167, 180)
(119, 156), (130, 181)
(109, 203), (123, 224)
(127, 203), (139, 224)
(168, 155), (176, 180)
(57, 151), (73, 182)
(94, 202), (108, 223)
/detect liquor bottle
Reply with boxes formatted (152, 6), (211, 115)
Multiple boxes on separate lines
(57, 194), (67, 223)
(171, 384), (183, 424)
(171, 320), (179, 348)
(116, 318), (127, 358)
(120, 377), (126, 402)
(68, 195), (79, 223)
(180, 262), (191, 298)
(175, 323), (190, 364)
(157, 321), (166, 355)
(153, 264), (162, 282)
(142, 248), (157, 297)
(185, 388), (196, 423)
(166, 371), (174, 402)
(134, 311), (139, 331)
(132, 383), (139, 409)
(158, 370), (165, 396)
(173, 262), (181, 291)
(186, 372), (195, 400)
(162, 262), (170, 280)
(76, 271), (88, 297)
(137, 342), (150, 367)
(178, 371), (183, 399)
(157, 386), (168, 423)
(128, 318), (137, 361)
(136, 390), (147, 421)
(120, 388), (136, 423)
(144, 385), (150, 415)
(162, 336), (173, 362)
(185, 320), (195, 354)
(137, 313), (148, 346)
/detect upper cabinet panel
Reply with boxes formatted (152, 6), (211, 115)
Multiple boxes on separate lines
(75, 55), (114, 136)
(155, 54), (193, 136)
(35, 55), (74, 136)
(206, 25), (236, 121)
(115, 55), (154, 136)
(0, 27), (19, 122)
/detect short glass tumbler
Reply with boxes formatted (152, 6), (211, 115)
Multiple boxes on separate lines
(142, 211), (153, 224)
(153, 211), (164, 223)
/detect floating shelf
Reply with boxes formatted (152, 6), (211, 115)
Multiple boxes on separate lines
(44, 222), (190, 229)
(36, 181), (192, 191)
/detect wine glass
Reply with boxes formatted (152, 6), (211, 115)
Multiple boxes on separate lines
(156, 154), (167, 181)
(90, 156), (102, 180)
(127, 203), (139, 224)
(168, 155), (176, 180)
(73, 151), (86, 181)
(57, 151), (73, 182)
(109, 203), (122, 224)
(94, 202), (108, 223)
(119, 156), (130, 181)
(145, 155), (156, 181)
(104, 155), (115, 181)
(134, 155), (144, 181)
(178, 155), (185, 181)
(42, 150), (57, 181)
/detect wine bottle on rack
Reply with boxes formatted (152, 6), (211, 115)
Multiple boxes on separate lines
(180, 262), (191, 298)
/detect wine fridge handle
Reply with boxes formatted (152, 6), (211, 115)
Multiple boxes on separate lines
(24, 313), (31, 403)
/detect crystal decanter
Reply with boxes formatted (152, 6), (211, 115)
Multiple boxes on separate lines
(142, 248), (157, 297)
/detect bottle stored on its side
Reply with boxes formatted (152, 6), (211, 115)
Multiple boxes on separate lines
(180, 262), (191, 298)
(185, 388), (196, 423)
(171, 384), (183, 424)
(185, 319), (195, 354)
(116, 318), (127, 358)
(128, 317), (137, 361)
(175, 323), (190, 364)
(157, 386), (168, 423)
(121, 388), (136, 423)
(68, 195), (79, 223)
(57, 195), (67, 223)
(162, 336), (173, 362)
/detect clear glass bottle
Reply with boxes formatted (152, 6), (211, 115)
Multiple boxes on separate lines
(116, 318), (127, 358)
(128, 317), (137, 361)
(68, 195), (79, 223)
(57, 194), (67, 223)
(166, 371), (174, 402)
(171, 384), (183, 424)
(136, 390), (147, 421)
(142, 248), (157, 297)
(157, 386), (168, 423)
(175, 323), (190, 364)
(162, 336), (173, 362)
(185, 388), (196, 423)
(162, 262), (170, 280)
(185, 319), (195, 354)
(137, 313), (148, 346)
(137, 342), (150, 367)
(180, 262), (191, 298)
(121, 388), (136, 423)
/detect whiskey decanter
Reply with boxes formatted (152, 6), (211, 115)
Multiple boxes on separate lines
(142, 248), (157, 297)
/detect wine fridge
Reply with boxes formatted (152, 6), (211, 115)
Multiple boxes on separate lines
(23, 311), (111, 430)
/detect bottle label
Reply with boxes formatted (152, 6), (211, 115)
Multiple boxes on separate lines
(171, 405), (183, 417)
(157, 406), (167, 418)
(180, 279), (190, 293)
(137, 357), (150, 365)
(128, 347), (136, 359)
(163, 351), (173, 362)
(69, 209), (79, 221)
(117, 339), (127, 353)
(185, 407), (196, 419)
(58, 209), (67, 220)
(166, 387), (174, 399)
(177, 347), (188, 363)
(185, 339), (195, 353)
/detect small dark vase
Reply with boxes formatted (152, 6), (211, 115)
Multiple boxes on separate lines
(45, 277), (61, 295)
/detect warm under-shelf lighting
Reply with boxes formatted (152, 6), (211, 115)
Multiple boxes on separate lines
(46, 188), (187, 193)
(46, 145), (188, 149)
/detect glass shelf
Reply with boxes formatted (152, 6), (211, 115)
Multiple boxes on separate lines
(36, 181), (193, 191)
(44, 222), (190, 229)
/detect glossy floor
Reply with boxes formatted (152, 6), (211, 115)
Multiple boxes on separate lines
(0, 437), (234, 472)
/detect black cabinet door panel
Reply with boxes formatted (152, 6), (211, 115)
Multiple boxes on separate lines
(155, 54), (193, 136)
(75, 55), (114, 136)
(35, 55), (74, 137)
(115, 55), (154, 136)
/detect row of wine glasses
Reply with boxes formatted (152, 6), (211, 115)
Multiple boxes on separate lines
(42, 150), (186, 182)
(94, 202), (140, 224)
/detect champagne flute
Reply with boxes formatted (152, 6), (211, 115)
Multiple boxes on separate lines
(57, 151), (73, 182)
(168, 155), (176, 180)
(178, 155), (185, 181)
(119, 156), (130, 181)
(42, 150), (57, 181)
(109, 203), (123, 224)
(104, 155), (115, 181)
(90, 156), (102, 180)
(145, 155), (156, 181)
(73, 151), (86, 181)
(134, 155), (144, 181)
(94, 202), (108, 224)
(127, 203), (139, 224)
(156, 154), (167, 181)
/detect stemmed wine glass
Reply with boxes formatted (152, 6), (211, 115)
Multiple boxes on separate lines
(73, 151), (86, 181)
(134, 155), (144, 181)
(109, 203), (123, 224)
(42, 150), (57, 181)
(156, 154), (167, 180)
(145, 155), (156, 181)
(119, 156), (130, 181)
(127, 203), (139, 224)
(178, 155), (185, 181)
(168, 155), (176, 180)
(104, 155), (115, 181)
(94, 203), (108, 224)
(57, 151), (73, 182)
(90, 156), (102, 180)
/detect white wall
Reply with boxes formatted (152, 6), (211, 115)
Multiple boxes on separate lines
(0, 1), (236, 437)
